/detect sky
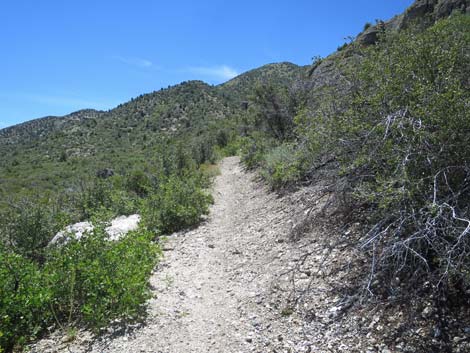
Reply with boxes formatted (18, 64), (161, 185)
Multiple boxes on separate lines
(0, 0), (414, 128)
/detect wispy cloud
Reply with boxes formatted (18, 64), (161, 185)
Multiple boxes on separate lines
(26, 94), (118, 110)
(188, 65), (239, 81)
(114, 56), (153, 68)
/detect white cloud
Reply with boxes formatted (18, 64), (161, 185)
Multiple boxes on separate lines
(188, 65), (239, 81)
(114, 56), (152, 68)
(26, 94), (118, 110)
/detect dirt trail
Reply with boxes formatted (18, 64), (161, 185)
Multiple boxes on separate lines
(32, 156), (464, 353)
(141, 156), (290, 352)
(35, 156), (313, 353)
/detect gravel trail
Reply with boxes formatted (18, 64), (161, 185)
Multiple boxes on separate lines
(34, 156), (307, 353)
(30, 155), (447, 353)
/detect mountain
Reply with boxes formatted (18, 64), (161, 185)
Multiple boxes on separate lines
(0, 109), (104, 145)
(0, 0), (467, 201)
(219, 62), (306, 102)
(0, 63), (302, 202)
(1, 1), (469, 351)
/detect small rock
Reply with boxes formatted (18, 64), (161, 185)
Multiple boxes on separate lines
(422, 305), (433, 318)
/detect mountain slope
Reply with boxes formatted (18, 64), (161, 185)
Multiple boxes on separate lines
(0, 63), (304, 203)
(219, 62), (306, 102)
(2, 1), (470, 352)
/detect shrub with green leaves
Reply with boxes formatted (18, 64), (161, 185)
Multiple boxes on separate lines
(0, 224), (160, 352)
(260, 144), (302, 189)
(142, 172), (213, 235)
(45, 225), (161, 329)
(330, 15), (470, 295)
(0, 246), (52, 352)
(240, 133), (279, 170)
(0, 198), (67, 263)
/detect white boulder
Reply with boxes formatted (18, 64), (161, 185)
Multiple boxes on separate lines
(49, 214), (141, 245)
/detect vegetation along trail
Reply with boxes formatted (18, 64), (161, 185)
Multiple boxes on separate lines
(34, 156), (314, 352)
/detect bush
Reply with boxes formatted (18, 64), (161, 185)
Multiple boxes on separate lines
(330, 15), (470, 295)
(251, 84), (297, 141)
(0, 199), (67, 263)
(240, 133), (279, 170)
(45, 225), (160, 329)
(76, 177), (140, 219)
(0, 247), (52, 352)
(142, 173), (213, 234)
(260, 144), (302, 189)
(0, 221), (160, 352)
(126, 170), (151, 197)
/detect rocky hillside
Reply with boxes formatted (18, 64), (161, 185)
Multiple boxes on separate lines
(0, 109), (104, 145)
(1, 0), (467, 201)
(1, 1), (469, 352)
(219, 62), (306, 102)
(0, 64), (303, 201)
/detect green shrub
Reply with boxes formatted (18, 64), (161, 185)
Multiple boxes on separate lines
(0, 246), (52, 352)
(329, 15), (470, 295)
(0, 199), (67, 263)
(220, 138), (242, 157)
(240, 133), (278, 170)
(76, 178), (140, 219)
(142, 173), (213, 234)
(46, 225), (161, 329)
(126, 170), (151, 197)
(260, 144), (302, 189)
(0, 222), (160, 352)
(251, 84), (297, 141)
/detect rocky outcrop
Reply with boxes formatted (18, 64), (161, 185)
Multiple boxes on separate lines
(49, 214), (141, 245)
(105, 214), (141, 241)
(357, 0), (469, 46)
(402, 0), (468, 26)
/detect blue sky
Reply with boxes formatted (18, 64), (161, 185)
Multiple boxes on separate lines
(0, 0), (413, 127)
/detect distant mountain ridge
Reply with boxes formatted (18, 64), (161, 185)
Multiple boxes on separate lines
(0, 0), (467, 199)
(0, 63), (303, 199)
(0, 109), (104, 144)
(2, 0), (469, 138)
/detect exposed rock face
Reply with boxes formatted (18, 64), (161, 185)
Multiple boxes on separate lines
(435, 0), (468, 17)
(49, 214), (141, 245)
(357, 0), (469, 46)
(358, 26), (380, 46)
(401, 0), (469, 27)
(405, 0), (436, 21)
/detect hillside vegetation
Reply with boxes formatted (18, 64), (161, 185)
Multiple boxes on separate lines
(0, 0), (469, 351)
(0, 63), (303, 351)
(239, 12), (470, 351)
(246, 14), (470, 297)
